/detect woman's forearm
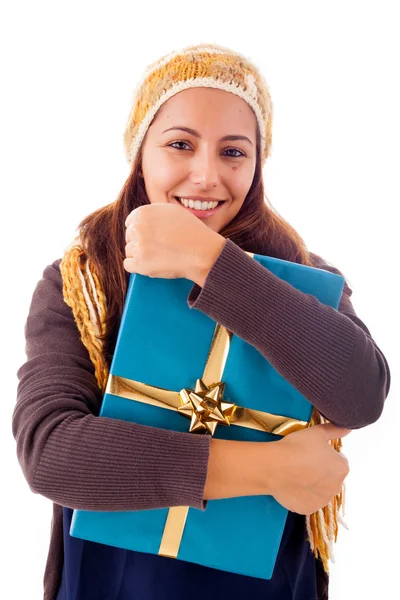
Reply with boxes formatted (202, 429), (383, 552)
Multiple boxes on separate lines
(203, 438), (273, 500)
(204, 423), (351, 516)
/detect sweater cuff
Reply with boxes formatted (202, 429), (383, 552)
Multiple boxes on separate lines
(187, 238), (252, 310)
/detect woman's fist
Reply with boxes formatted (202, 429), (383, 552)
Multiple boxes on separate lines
(266, 423), (351, 515)
(124, 203), (225, 285)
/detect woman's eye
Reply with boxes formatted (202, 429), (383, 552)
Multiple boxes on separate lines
(224, 148), (245, 158)
(169, 141), (191, 150)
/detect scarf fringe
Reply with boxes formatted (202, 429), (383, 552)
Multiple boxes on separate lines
(60, 243), (109, 392)
(60, 242), (347, 574)
(305, 409), (348, 574)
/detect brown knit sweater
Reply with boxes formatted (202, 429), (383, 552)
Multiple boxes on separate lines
(13, 239), (390, 599)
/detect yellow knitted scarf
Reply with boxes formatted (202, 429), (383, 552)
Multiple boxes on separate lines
(60, 242), (347, 574)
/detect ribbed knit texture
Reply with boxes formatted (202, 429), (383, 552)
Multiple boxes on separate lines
(15, 261), (211, 513)
(188, 239), (390, 429)
(13, 241), (390, 599)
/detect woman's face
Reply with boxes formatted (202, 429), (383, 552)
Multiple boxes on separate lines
(140, 87), (258, 233)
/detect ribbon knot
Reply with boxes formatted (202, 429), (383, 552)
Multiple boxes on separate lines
(178, 378), (235, 435)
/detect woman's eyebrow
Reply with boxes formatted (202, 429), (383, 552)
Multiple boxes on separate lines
(162, 126), (253, 145)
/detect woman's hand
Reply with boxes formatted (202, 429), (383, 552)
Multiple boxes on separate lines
(124, 203), (226, 286)
(266, 423), (351, 515)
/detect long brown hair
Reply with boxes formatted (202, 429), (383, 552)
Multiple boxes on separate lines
(77, 128), (339, 361)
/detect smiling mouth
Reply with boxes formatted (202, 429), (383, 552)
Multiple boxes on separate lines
(174, 197), (225, 216)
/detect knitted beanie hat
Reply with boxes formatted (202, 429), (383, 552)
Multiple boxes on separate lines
(123, 43), (273, 169)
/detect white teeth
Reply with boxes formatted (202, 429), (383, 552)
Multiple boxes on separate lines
(178, 198), (219, 210)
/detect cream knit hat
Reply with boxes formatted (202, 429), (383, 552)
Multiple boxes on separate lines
(123, 43), (273, 168)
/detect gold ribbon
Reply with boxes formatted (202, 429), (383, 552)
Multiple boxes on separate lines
(106, 321), (309, 558)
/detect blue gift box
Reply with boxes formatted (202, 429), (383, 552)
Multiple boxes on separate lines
(70, 251), (344, 580)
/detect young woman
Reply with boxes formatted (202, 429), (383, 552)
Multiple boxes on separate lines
(13, 43), (390, 600)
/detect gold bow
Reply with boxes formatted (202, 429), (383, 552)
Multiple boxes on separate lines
(178, 379), (234, 435)
(106, 322), (309, 558)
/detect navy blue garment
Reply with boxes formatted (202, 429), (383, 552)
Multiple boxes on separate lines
(56, 507), (318, 600)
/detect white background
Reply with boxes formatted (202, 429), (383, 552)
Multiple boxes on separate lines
(1, 1), (398, 598)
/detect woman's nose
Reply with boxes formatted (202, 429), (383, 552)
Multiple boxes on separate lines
(190, 148), (220, 188)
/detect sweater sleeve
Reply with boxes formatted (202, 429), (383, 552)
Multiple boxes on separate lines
(187, 239), (390, 429)
(12, 260), (211, 512)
